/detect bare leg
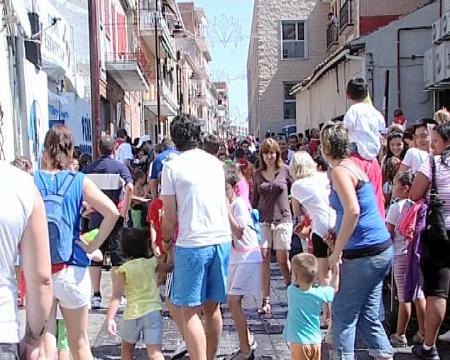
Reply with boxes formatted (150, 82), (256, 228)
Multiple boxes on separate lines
(275, 250), (291, 285)
(396, 302), (411, 336)
(228, 295), (250, 353)
(146, 345), (165, 360)
(60, 305), (93, 360)
(424, 296), (446, 346)
(415, 298), (426, 337)
(166, 297), (185, 337)
(259, 248), (271, 314)
(121, 342), (135, 360)
(181, 306), (207, 360)
(89, 267), (101, 294)
(202, 301), (223, 360)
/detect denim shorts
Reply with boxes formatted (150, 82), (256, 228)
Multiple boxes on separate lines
(122, 310), (163, 345)
(170, 242), (231, 307)
(0, 344), (18, 360)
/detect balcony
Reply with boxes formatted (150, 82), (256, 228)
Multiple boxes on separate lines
(195, 35), (211, 61)
(105, 50), (150, 91)
(327, 23), (338, 49)
(339, 0), (353, 31)
(143, 81), (179, 117)
(139, 9), (177, 59)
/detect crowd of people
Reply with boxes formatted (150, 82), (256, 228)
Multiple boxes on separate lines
(1, 77), (450, 360)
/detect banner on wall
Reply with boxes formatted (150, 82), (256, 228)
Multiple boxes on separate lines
(48, 92), (92, 156)
(24, 60), (49, 170)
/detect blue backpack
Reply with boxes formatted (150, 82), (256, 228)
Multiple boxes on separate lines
(249, 208), (262, 245)
(34, 172), (78, 264)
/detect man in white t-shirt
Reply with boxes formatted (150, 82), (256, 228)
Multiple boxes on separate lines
(0, 163), (52, 358)
(114, 128), (134, 166)
(399, 119), (436, 174)
(161, 115), (232, 360)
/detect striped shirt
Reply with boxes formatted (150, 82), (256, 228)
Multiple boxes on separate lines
(418, 154), (450, 229)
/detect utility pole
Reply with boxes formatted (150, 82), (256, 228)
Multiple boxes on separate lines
(155, 0), (162, 141)
(88, 0), (100, 159)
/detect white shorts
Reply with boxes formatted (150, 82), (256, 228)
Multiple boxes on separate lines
(227, 263), (262, 296)
(260, 222), (293, 250)
(53, 266), (91, 310)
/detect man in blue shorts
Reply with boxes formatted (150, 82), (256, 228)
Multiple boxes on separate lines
(161, 115), (231, 360)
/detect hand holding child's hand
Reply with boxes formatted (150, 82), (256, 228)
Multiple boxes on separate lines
(107, 319), (118, 336)
(328, 251), (342, 268)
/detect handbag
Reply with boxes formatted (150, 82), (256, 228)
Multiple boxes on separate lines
(423, 156), (449, 260)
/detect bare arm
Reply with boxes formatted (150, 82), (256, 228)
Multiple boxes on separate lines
(409, 172), (430, 201)
(291, 198), (303, 218)
(121, 183), (134, 218)
(161, 195), (177, 244)
(331, 167), (360, 255)
(149, 179), (158, 201)
(107, 270), (124, 321)
(20, 187), (53, 345)
(228, 207), (243, 240)
(81, 177), (120, 253)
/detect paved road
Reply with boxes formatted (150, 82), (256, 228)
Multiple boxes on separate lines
(20, 264), (450, 359)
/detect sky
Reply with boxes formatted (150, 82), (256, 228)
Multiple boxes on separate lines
(189, 0), (254, 127)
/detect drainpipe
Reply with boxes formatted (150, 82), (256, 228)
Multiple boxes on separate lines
(397, 26), (431, 110)
(155, 0), (162, 141)
(88, 0), (100, 159)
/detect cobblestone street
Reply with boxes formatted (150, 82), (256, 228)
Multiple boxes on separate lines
(78, 265), (450, 360)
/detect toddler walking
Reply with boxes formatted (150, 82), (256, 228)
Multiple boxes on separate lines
(107, 228), (171, 360)
(284, 253), (337, 360)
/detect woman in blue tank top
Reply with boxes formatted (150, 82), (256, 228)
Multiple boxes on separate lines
(35, 125), (119, 360)
(320, 121), (394, 360)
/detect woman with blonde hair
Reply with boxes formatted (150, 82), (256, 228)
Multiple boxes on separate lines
(289, 151), (336, 288)
(320, 121), (394, 360)
(252, 138), (293, 314)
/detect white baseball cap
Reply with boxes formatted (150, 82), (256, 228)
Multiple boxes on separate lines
(137, 135), (151, 148)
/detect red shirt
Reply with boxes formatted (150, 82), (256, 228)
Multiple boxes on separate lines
(147, 198), (178, 254)
(393, 115), (406, 125)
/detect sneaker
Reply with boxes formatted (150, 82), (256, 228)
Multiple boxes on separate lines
(91, 295), (102, 309)
(390, 334), (408, 348)
(412, 345), (440, 360)
(438, 329), (450, 342)
(248, 334), (257, 351)
(171, 341), (188, 359)
(225, 350), (255, 360)
(412, 332), (425, 344)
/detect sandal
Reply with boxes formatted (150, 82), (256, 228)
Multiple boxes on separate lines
(258, 297), (271, 314)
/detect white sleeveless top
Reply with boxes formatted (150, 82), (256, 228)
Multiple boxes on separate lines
(0, 162), (35, 343)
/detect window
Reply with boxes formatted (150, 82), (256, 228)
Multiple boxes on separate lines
(283, 83), (297, 120)
(281, 21), (307, 59)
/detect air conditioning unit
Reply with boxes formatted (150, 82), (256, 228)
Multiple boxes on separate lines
(424, 47), (434, 88)
(444, 41), (450, 80)
(435, 43), (446, 83)
(442, 12), (450, 39)
(433, 20), (442, 44)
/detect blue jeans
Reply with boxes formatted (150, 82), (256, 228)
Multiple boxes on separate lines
(332, 246), (394, 360)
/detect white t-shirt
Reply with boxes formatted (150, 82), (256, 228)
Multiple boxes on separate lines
(344, 102), (385, 160)
(418, 155), (450, 229)
(402, 148), (429, 174)
(229, 197), (263, 265)
(160, 149), (232, 247)
(115, 142), (134, 164)
(386, 199), (414, 256)
(0, 163), (35, 343)
(291, 172), (336, 237)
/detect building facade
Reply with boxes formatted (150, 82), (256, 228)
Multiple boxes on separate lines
(247, 0), (330, 137)
(293, 0), (433, 133)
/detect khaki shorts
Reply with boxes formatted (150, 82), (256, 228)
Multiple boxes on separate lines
(290, 343), (321, 360)
(260, 222), (293, 250)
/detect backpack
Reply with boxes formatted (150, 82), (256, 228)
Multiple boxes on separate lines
(34, 172), (78, 264)
(249, 208), (262, 245)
